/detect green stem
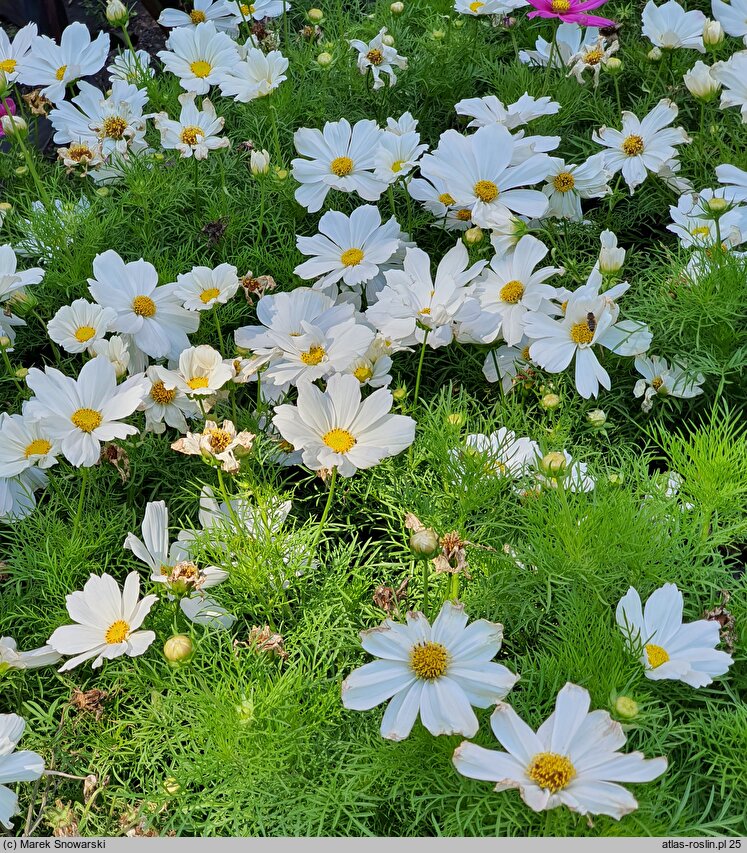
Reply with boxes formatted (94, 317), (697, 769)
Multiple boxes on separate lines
(2, 96), (51, 207)
(449, 571), (460, 602)
(422, 558), (429, 616)
(1, 345), (24, 393)
(213, 309), (225, 354)
(216, 466), (244, 532)
(412, 329), (430, 409)
(73, 466), (89, 534)
(268, 97), (282, 164)
(310, 466), (338, 554)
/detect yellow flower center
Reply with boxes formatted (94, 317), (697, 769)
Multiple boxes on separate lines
(366, 49), (384, 66)
(690, 225), (710, 237)
(25, 438), (52, 458)
(208, 428), (232, 452)
(341, 248), (365, 267)
(71, 408), (103, 433)
(419, 306), (431, 315)
(469, 0), (485, 10)
(553, 171), (576, 193)
(55, 65), (67, 81)
(409, 641), (449, 679)
(190, 60), (212, 78)
(102, 116), (127, 140)
(499, 280), (525, 304)
(180, 125), (204, 146)
(105, 619), (130, 644)
(74, 325), (97, 343)
(132, 295), (157, 317)
(199, 287), (221, 303)
(473, 179), (499, 203)
(300, 345), (326, 365)
(150, 381), (177, 404)
(570, 321), (594, 345)
(330, 156), (354, 177)
(651, 376), (664, 391)
(438, 192), (456, 206)
(353, 364), (373, 382)
(67, 144), (94, 162)
(645, 643), (670, 669)
(187, 376), (210, 390)
(551, 0), (571, 12)
(189, 9), (207, 22)
(0, 59), (17, 73)
(322, 427), (357, 453)
(527, 752), (576, 792)
(391, 159), (405, 173)
(240, 3), (255, 13)
(456, 209), (472, 221)
(622, 134), (644, 156)
(584, 48), (604, 64)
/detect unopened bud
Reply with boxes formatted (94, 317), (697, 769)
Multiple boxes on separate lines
(105, 0), (129, 27)
(382, 34), (395, 46)
(464, 226), (483, 245)
(1, 114), (27, 137)
(308, 7), (324, 22)
(614, 695), (639, 720)
(707, 196), (728, 213)
(162, 776), (181, 795)
(605, 57), (622, 74)
(703, 18), (724, 46)
(316, 51), (333, 66)
(391, 385), (407, 401)
(540, 451), (567, 475)
(250, 148), (271, 175)
(15, 367), (28, 379)
(390, 1), (404, 12)
(431, 28), (446, 40)
(446, 412), (466, 427)
(587, 408), (606, 428)
(274, 167), (289, 181)
(647, 46), (662, 61)
(0, 335), (11, 348)
(163, 634), (193, 663)
(409, 528), (440, 558)
(540, 393), (561, 411)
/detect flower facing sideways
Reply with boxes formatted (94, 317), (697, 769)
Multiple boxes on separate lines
(342, 600), (518, 740)
(0, 714), (45, 829)
(616, 583), (733, 687)
(48, 572), (158, 671)
(641, 0), (706, 52)
(0, 638), (60, 674)
(633, 355), (704, 413)
(452, 683), (667, 818)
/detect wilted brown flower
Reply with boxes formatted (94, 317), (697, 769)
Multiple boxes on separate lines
(372, 577), (409, 615)
(703, 590), (737, 653)
(433, 530), (471, 576)
(22, 90), (52, 116)
(45, 800), (79, 837)
(69, 688), (108, 720)
(240, 272), (277, 304)
(238, 625), (288, 660)
(100, 443), (130, 483)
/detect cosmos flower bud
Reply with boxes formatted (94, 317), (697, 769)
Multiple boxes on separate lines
(683, 61), (721, 101)
(0, 201), (11, 226)
(0, 336), (11, 349)
(446, 412), (466, 427)
(250, 148), (271, 175)
(382, 34), (395, 46)
(608, 471), (625, 486)
(392, 385), (408, 401)
(1, 114), (27, 138)
(587, 408), (606, 428)
(647, 46), (662, 61)
(390, 1), (404, 12)
(409, 528), (441, 559)
(163, 634), (193, 663)
(463, 226), (484, 245)
(162, 777), (181, 795)
(540, 393), (561, 410)
(605, 57), (622, 74)
(308, 7), (324, 22)
(614, 695), (639, 720)
(105, 0), (129, 26)
(707, 196), (729, 214)
(274, 167), (289, 180)
(316, 51), (333, 66)
(431, 28), (446, 40)
(15, 367), (28, 379)
(540, 451), (567, 475)
(598, 230), (626, 274)
(702, 18), (724, 46)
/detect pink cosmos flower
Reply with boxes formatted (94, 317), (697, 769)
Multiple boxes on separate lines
(526, 0), (616, 27)
(0, 98), (16, 138)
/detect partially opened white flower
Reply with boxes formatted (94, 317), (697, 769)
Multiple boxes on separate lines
(597, 229), (626, 273)
(374, 130), (427, 184)
(342, 600), (518, 740)
(154, 92), (230, 160)
(0, 714), (45, 829)
(273, 373), (415, 477)
(138, 365), (200, 434)
(0, 22), (36, 85)
(24, 357), (147, 468)
(452, 683), (667, 818)
(48, 573), (158, 671)
(158, 0), (238, 31)
(567, 36), (619, 86)
(157, 21), (239, 94)
(482, 340), (535, 392)
(349, 28), (407, 90)
(107, 49), (154, 85)
(173, 263), (239, 310)
(642, 0), (706, 51)
(0, 637), (60, 672)
(218, 48), (288, 102)
(712, 52), (747, 123)
(47, 298), (117, 354)
(170, 344), (240, 396)
(616, 583), (733, 687)
(455, 93), (560, 130)
(520, 23), (597, 68)
(0, 408), (59, 478)
(16, 22), (109, 103)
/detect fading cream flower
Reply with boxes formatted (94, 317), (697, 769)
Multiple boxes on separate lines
(171, 419), (254, 473)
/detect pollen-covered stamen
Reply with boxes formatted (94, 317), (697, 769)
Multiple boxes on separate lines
(330, 156), (354, 177)
(300, 345), (325, 365)
(341, 248), (364, 267)
(553, 172), (576, 193)
(391, 159), (405, 173)
(521, 345), (531, 361)
(150, 381), (177, 404)
(469, 0), (485, 10)
(645, 643), (670, 669)
(500, 279), (525, 304)
(527, 752), (576, 793)
(132, 295), (157, 317)
(651, 376), (664, 391)
(240, 3), (255, 13)
(0, 58), (17, 74)
(583, 48), (604, 64)
(353, 364), (373, 383)
(181, 125), (204, 146)
(105, 619), (130, 644)
(551, 0), (571, 11)
(71, 408), (103, 433)
(55, 65), (67, 81)
(570, 321), (594, 345)
(208, 428), (232, 452)
(66, 144), (95, 163)
(455, 209), (472, 222)
(74, 325), (97, 343)
(102, 116), (127, 140)
(622, 134), (644, 156)
(199, 287), (221, 303)
(190, 60), (212, 78)
(189, 9), (207, 23)
(187, 376), (210, 390)
(366, 49), (384, 66)
(473, 179), (499, 203)
(25, 438), (52, 458)
(438, 192), (456, 206)
(322, 427), (357, 453)
(410, 641), (449, 680)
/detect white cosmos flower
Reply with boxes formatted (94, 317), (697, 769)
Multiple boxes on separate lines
(0, 22), (36, 85)
(90, 334), (133, 378)
(294, 205), (402, 290)
(341, 333), (395, 388)
(138, 365), (200, 434)
(24, 356), (148, 468)
(154, 92), (230, 160)
(711, 0), (747, 37)
(88, 250), (199, 360)
(173, 263), (239, 310)
(228, 0), (288, 21)
(367, 241), (486, 349)
(419, 123), (552, 228)
(617, 584), (733, 687)
(454, 0), (527, 14)
(16, 22), (109, 104)
(715, 163), (747, 202)
(169, 344), (234, 396)
(593, 99), (691, 194)
(712, 52), (747, 123)
(0, 468), (47, 522)
(349, 28), (407, 90)
(0, 714), (45, 829)
(633, 355), (704, 413)
(273, 373), (415, 477)
(48, 81), (148, 157)
(157, 21), (239, 94)
(667, 189), (747, 249)
(0, 638), (60, 673)
(47, 298), (117, 354)
(291, 118), (387, 213)
(541, 154), (611, 221)
(171, 419), (254, 473)
(483, 339), (534, 392)
(567, 36), (619, 86)
(0, 408), (59, 478)
(374, 130), (427, 184)
(597, 229), (626, 273)
(407, 176), (474, 230)
(342, 600), (518, 740)
(158, 0), (238, 31)
(524, 282), (652, 399)
(0, 244), (44, 304)
(642, 0), (706, 51)
(465, 234), (562, 346)
(520, 22), (598, 68)
(460, 428), (540, 478)
(452, 683), (667, 819)
(107, 49), (154, 85)
(455, 93), (560, 130)
(48, 572), (158, 671)
(683, 60), (721, 101)
(218, 48), (288, 102)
